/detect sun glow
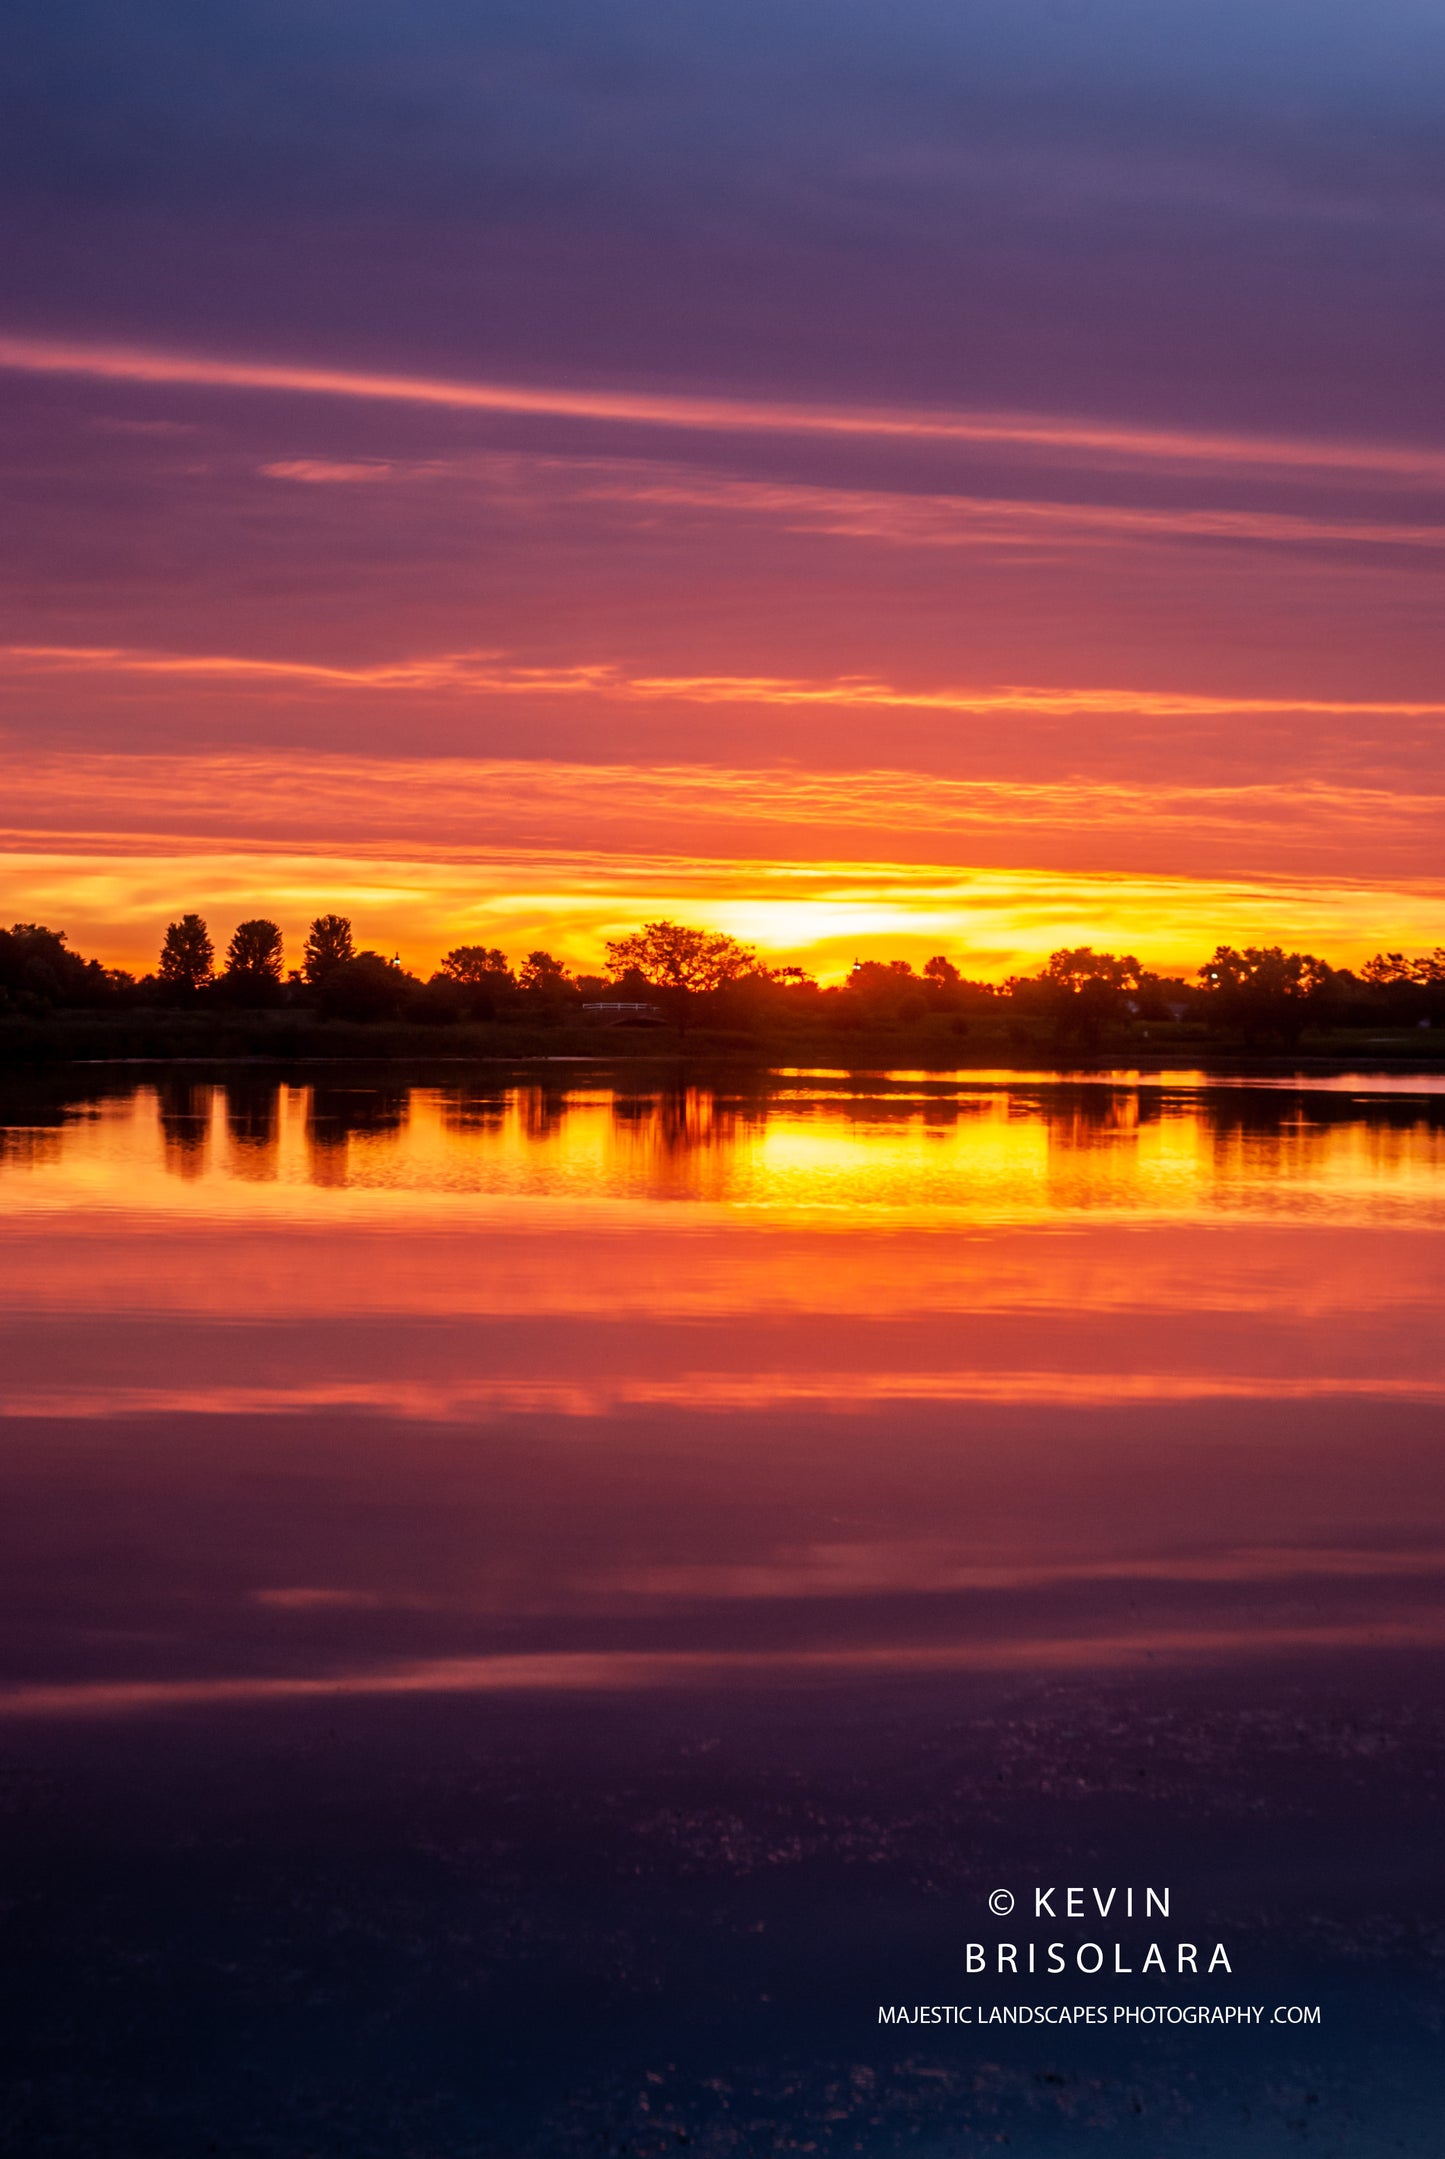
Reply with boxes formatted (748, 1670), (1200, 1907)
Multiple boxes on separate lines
(2, 842), (1441, 981)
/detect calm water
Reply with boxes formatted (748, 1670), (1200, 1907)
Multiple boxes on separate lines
(2, 1070), (1443, 2154)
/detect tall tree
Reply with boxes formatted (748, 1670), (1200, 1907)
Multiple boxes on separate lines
(1198, 945), (1330, 1046)
(157, 914), (214, 992)
(440, 946), (514, 986)
(225, 918), (284, 981)
(302, 915), (355, 985)
(603, 921), (757, 1032)
(0, 923), (122, 1006)
(518, 950), (570, 993)
(1040, 946), (1141, 994)
(604, 921), (755, 993)
(1010, 946), (1143, 1053)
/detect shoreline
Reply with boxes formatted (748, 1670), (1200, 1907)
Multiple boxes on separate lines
(2, 1013), (1444, 1079)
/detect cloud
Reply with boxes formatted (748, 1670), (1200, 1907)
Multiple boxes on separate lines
(261, 458), (397, 483)
(260, 446), (1445, 556)
(9, 640), (1445, 720)
(6, 1616), (1445, 1719)
(2, 818), (1441, 982)
(5, 331), (1445, 486)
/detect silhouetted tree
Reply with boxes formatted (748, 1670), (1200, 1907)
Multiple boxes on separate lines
(302, 915), (355, 985)
(1007, 947), (1142, 1054)
(605, 922), (756, 993)
(518, 950), (570, 993)
(839, 959), (927, 1028)
(1198, 945), (1331, 1047)
(1131, 970), (1197, 1024)
(1352, 948), (1445, 1030)
(157, 913), (214, 994)
(0, 924), (125, 1009)
(440, 945), (515, 987)
(315, 951), (416, 1021)
(604, 921), (756, 1029)
(225, 918), (284, 982)
(1040, 946), (1142, 995)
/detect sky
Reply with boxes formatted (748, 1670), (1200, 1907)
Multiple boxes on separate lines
(3, 0), (1444, 980)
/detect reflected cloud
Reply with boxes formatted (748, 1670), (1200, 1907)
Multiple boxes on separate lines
(6, 1620), (1445, 1722)
(604, 1540), (1445, 1603)
(7, 1371), (1445, 1423)
(3, 1075), (1443, 1720)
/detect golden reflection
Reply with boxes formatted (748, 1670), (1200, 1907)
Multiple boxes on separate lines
(1, 1069), (1443, 1422)
(2, 1074), (1444, 1224)
(521, 1085), (570, 1144)
(157, 1079), (214, 1182)
(4, 1070), (1442, 1702)
(0, 1123), (65, 1170)
(224, 1081), (280, 1184)
(303, 1082), (409, 1188)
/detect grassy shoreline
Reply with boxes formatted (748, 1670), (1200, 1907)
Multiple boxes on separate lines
(1, 1005), (1442, 1075)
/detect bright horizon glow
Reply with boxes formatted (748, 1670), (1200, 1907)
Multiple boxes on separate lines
(4, 839), (1441, 981)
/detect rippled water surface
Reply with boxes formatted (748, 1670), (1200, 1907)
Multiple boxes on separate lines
(2, 1070), (1442, 2153)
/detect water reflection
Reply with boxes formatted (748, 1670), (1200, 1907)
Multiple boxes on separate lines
(1, 1070), (1443, 1715)
(157, 1076), (213, 1181)
(224, 1078), (280, 1182)
(3, 1070), (1440, 2152)
(305, 1081), (408, 1186)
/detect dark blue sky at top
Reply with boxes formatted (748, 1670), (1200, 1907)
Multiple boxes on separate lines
(4, 0), (1445, 437)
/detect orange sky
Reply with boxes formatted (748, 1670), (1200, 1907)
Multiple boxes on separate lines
(4, 618), (1444, 978)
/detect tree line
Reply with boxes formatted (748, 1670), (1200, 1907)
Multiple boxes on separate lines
(2, 913), (1444, 1046)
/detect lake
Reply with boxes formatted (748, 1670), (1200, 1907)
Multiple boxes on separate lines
(1, 1068), (1442, 2154)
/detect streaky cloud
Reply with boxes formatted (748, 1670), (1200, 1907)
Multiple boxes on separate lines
(9, 641), (1445, 720)
(263, 449), (1445, 555)
(5, 1620), (1445, 1722)
(6, 330), (1445, 486)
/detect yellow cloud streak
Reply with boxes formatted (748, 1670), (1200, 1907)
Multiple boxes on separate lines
(7, 641), (1445, 720)
(3, 842), (1440, 981)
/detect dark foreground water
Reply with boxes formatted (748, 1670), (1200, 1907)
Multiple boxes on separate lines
(1, 1068), (1442, 2154)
